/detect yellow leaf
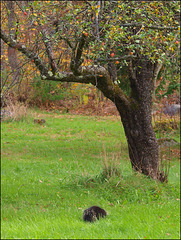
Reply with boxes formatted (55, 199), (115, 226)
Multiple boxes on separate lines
(83, 95), (89, 105)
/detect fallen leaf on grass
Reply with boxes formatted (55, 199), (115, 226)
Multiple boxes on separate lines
(39, 179), (43, 183)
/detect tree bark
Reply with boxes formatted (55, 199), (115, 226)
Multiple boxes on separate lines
(114, 58), (159, 179)
(116, 103), (159, 179)
(7, 2), (20, 83)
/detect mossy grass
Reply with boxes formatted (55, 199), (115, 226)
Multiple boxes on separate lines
(1, 109), (180, 239)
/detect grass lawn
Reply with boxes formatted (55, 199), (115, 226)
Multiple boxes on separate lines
(1, 109), (180, 239)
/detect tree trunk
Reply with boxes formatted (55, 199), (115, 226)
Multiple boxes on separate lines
(116, 103), (159, 179)
(7, 2), (20, 83)
(114, 58), (159, 179)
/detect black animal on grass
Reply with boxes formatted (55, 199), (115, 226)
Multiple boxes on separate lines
(83, 206), (107, 222)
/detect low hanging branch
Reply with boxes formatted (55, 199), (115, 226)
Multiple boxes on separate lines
(0, 29), (49, 76)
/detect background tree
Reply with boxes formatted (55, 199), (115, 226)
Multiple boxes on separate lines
(1, 1), (180, 181)
(6, 1), (20, 82)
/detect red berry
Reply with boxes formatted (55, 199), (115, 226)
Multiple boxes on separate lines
(110, 53), (115, 57)
(24, 12), (27, 15)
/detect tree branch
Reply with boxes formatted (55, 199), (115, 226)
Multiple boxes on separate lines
(39, 24), (58, 74)
(44, 65), (130, 108)
(70, 33), (86, 75)
(120, 23), (179, 30)
(152, 61), (163, 101)
(97, 55), (137, 62)
(53, 20), (73, 49)
(0, 29), (49, 76)
(1, 29), (129, 108)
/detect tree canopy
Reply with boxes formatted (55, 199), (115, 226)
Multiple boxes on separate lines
(1, 1), (180, 86)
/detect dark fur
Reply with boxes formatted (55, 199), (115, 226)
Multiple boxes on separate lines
(83, 206), (107, 222)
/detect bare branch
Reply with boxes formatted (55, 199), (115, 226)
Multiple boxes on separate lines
(70, 33), (86, 75)
(152, 61), (163, 101)
(97, 55), (137, 62)
(59, 36), (73, 49)
(120, 23), (179, 30)
(39, 24), (58, 74)
(53, 20), (73, 49)
(0, 29), (49, 76)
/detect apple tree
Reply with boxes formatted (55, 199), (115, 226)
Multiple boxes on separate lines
(1, 1), (180, 181)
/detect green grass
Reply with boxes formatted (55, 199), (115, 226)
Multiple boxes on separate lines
(1, 110), (180, 239)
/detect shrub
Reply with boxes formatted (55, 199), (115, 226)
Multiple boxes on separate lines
(29, 76), (71, 107)
(153, 119), (179, 132)
(1, 100), (28, 122)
